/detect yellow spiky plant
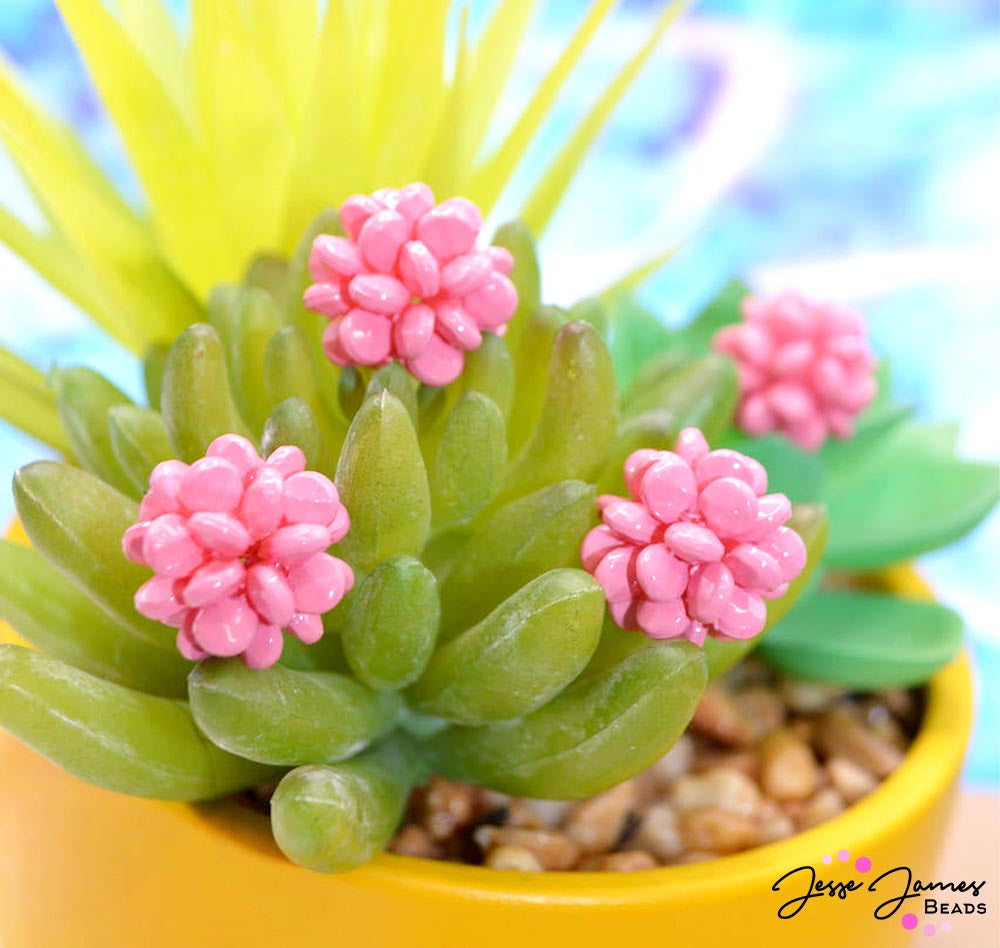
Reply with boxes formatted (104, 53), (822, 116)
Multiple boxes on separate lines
(0, 0), (686, 450)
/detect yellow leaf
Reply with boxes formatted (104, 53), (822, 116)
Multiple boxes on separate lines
(520, 0), (688, 234)
(466, 0), (619, 211)
(462, 0), (537, 172)
(56, 0), (238, 297)
(0, 344), (71, 454)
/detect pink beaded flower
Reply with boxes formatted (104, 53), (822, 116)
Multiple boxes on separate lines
(303, 182), (518, 387)
(581, 428), (806, 645)
(712, 292), (877, 451)
(122, 435), (354, 669)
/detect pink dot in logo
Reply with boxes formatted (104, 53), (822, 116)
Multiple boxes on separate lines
(924, 924), (936, 936)
(855, 856), (872, 873)
(902, 914), (919, 931)
(822, 854), (832, 865)
(837, 849), (850, 862)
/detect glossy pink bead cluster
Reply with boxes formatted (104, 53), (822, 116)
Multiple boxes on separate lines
(303, 182), (518, 387)
(712, 292), (877, 451)
(581, 428), (806, 645)
(122, 435), (353, 669)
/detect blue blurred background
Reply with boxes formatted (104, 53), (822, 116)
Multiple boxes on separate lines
(0, 0), (996, 782)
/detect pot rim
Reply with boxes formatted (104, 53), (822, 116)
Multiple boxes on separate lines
(0, 517), (973, 901)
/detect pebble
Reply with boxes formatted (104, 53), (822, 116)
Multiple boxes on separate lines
(389, 825), (440, 859)
(816, 708), (904, 778)
(581, 851), (659, 872)
(563, 781), (637, 854)
(422, 777), (476, 840)
(474, 826), (581, 871)
(780, 680), (846, 714)
(759, 729), (821, 801)
(486, 845), (543, 871)
(679, 807), (758, 854)
(649, 733), (695, 787)
(796, 788), (847, 830)
(826, 756), (879, 803)
(628, 803), (684, 861)
(670, 767), (761, 817)
(690, 686), (756, 746)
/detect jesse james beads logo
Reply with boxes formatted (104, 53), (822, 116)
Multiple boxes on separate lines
(771, 848), (988, 937)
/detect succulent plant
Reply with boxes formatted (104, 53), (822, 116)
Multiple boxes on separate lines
(0, 205), (830, 872)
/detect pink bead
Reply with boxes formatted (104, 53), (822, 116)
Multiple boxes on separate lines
(434, 300), (483, 352)
(322, 318), (350, 365)
(685, 562), (734, 624)
(393, 182), (435, 222)
(594, 546), (639, 604)
(635, 544), (688, 601)
(328, 504), (351, 544)
(186, 512), (252, 557)
(303, 282), (350, 319)
(761, 526), (808, 583)
(258, 523), (331, 563)
(715, 588), (767, 640)
(416, 197), (481, 260)
(675, 428), (709, 465)
(358, 209), (409, 272)
(686, 621), (707, 647)
(243, 624), (284, 669)
(602, 500), (662, 545)
(724, 544), (783, 590)
(339, 308), (393, 364)
(462, 273), (518, 330)
(406, 333), (464, 386)
(608, 598), (639, 631)
(695, 449), (767, 494)
(713, 291), (877, 450)
(624, 449), (662, 499)
(581, 525), (622, 572)
(283, 471), (340, 525)
(206, 435), (261, 478)
(122, 523), (149, 565)
(311, 234), (364, 279)
(698, 477), (758, 536)
(135, 575), (186, 623)
(397, 241), (440, 298)
(635, 598), (690, 640)
(289, 611), (324, 645)
(266, 445), (306, 477)
(247, 563), (296, 627)
(192, 597), (258, 656)
(440, 252), (492, 297)
(485, 246), (514, 275)
(394, 303), (436, 360)
(287, 553), (349, 613)
(240, 466), (285, 538)
(176, 623), (207, 661)
(142, 515), (203, 577)
(148, 459), (188, 511)
(663, 522), (724, 563)
(738, 493), (792, 542)
(179, 457), (243, 513)
(640, 454), (698, 524)
(339, 194), (379, 241)
(347, 275), (410, 317)
(181, 559), (245, 608)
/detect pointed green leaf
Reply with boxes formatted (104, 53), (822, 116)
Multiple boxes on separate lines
(490, 219), (541, 353)
(108, 405), (175, 496)
(462, 331), (515, 418)
(261, 397), (325, 473)
(227, 287), (281, 434)
(142, 343), (168, 411)
(507, 305), (568, 453)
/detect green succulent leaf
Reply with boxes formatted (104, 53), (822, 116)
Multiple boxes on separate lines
(261, 396), (325, 473)
(431, 391), (507, 528)
(160, 323), (251, 461)
(703, 502), (829, 680)
(620, 349), (692, 416)
(141, 343), (168, 411)
(243, 253), (289, 308)
(50, 366), (135, 494)
(825, 422), (1000, 569)
(12, 461), (179, 652)
(604, 294), (673, 389)
(440, 479), (596, 636)
(366, 361), (419, 427)
(722, 432), (827, 504)
(188, 659), (400, 765)
(335, 390), (431, 572)
(408, 568), (604, 725)
(672, 278), (748, 355)
(501, 321), (618, 502)
(227, 287), (281, 433)
(0, 540), (188, 697)
(759, 587), (964, 689)
(506, 305), (567, 454)
(342, 555), (440, 691)
(108, 405), (174, 496)
(270, 735), (426, 873)
(462, 331), (515, 419)
(0, 645), (274, 800)
(424, 639), (706, 799)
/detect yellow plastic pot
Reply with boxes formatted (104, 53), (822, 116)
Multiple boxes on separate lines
(0, 562), (972, 948)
